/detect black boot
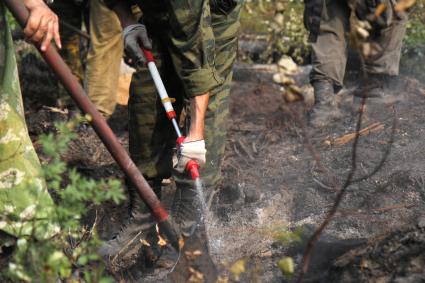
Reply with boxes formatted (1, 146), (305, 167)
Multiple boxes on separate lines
(310, 80), (342, 127)
(170, 183), (203, 238)
(144, 182), (204, 272)
(98, 180), (161, 267)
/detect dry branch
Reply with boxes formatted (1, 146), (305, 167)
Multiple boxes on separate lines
(336, 203), (414, 218)
(328, 122), (385, 146)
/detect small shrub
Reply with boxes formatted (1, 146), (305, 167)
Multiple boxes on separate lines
(3, 119), (125, 282)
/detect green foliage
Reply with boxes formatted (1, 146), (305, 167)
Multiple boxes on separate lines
(271, 225), (302, 280)
(273, 225), (303, 246)
(241, 0), (274, 34)
(277, 257), (295, 279)
(4, 119), (125, 283)
(241, 0), (310, 64)
(5, 8), (18, 31)
(401, 0), (425, 81)
(265, 1), (309, 63)
(403, 0), (425, 51)
(229, 258), (248, 281)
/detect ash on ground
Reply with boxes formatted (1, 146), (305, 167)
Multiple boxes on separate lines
(22, 50), (425, 282)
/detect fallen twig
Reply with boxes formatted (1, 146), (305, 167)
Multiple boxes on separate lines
(328, 122), (385, 146)
(312, 175), (336, 192)
(336, 203), (415, 218)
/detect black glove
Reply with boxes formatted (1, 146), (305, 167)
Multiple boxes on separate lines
(123, 24), (152, 69)
(210, 0), (238, 15)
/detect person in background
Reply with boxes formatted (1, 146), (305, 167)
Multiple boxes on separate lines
(304, 0), (407, 127)
(85, 0), (123, 118)
(98, 0), (243, 271)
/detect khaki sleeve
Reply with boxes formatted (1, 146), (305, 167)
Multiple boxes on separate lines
(167, 0), (223, 98)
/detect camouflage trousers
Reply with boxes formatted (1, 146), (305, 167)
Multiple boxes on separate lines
(0, 3), (57, 240)
(129, 3), (242, 192)
(310, 0), (407, 87)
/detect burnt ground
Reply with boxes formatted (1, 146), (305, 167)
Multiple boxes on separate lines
(19, 48), (425, 282)
(211, 65), (425, 282)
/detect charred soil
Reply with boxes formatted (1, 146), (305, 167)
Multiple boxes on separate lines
(20, 50), (425, 282)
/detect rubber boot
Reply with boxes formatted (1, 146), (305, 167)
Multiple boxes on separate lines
(98, 180), (161, 267)
(309, 80), (342, 127)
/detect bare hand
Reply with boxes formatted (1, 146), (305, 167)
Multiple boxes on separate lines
(23, 0), (61, 51)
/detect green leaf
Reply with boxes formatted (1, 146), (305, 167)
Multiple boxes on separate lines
(277, 257), (294, 279)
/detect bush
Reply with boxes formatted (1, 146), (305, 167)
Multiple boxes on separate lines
(241, 0), (310, 64)
(2, 119), (125, 283)
(401, 0), (425, 80)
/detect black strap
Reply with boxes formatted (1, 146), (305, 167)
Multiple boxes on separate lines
(304, 0), (325, 43)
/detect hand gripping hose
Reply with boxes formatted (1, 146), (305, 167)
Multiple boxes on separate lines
(142, 49), (202, 184)
(4, 0), (179, 250)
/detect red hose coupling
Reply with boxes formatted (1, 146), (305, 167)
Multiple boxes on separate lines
(186, 160), (200, 180)
(176, 136), (185, 146)
(142, 49), (155, 63)
(166, 110), (176, 120)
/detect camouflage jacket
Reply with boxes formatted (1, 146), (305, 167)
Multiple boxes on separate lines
(103, 0), (238, 97)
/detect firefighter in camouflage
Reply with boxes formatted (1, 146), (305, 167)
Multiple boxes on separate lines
(98, 0), (243, 269)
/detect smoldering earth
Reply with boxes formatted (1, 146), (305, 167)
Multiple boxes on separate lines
(19, 44), (425, 282)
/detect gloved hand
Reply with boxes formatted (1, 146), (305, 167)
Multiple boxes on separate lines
(123, 23), (152, 69)
(174, 140), (207, 173)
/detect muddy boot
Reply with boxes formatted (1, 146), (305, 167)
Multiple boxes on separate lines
(143, 183), (202, 272)
(309, 80), (342, 127)
(99, 180), (161, 267)
(170, 184), (202, 238)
